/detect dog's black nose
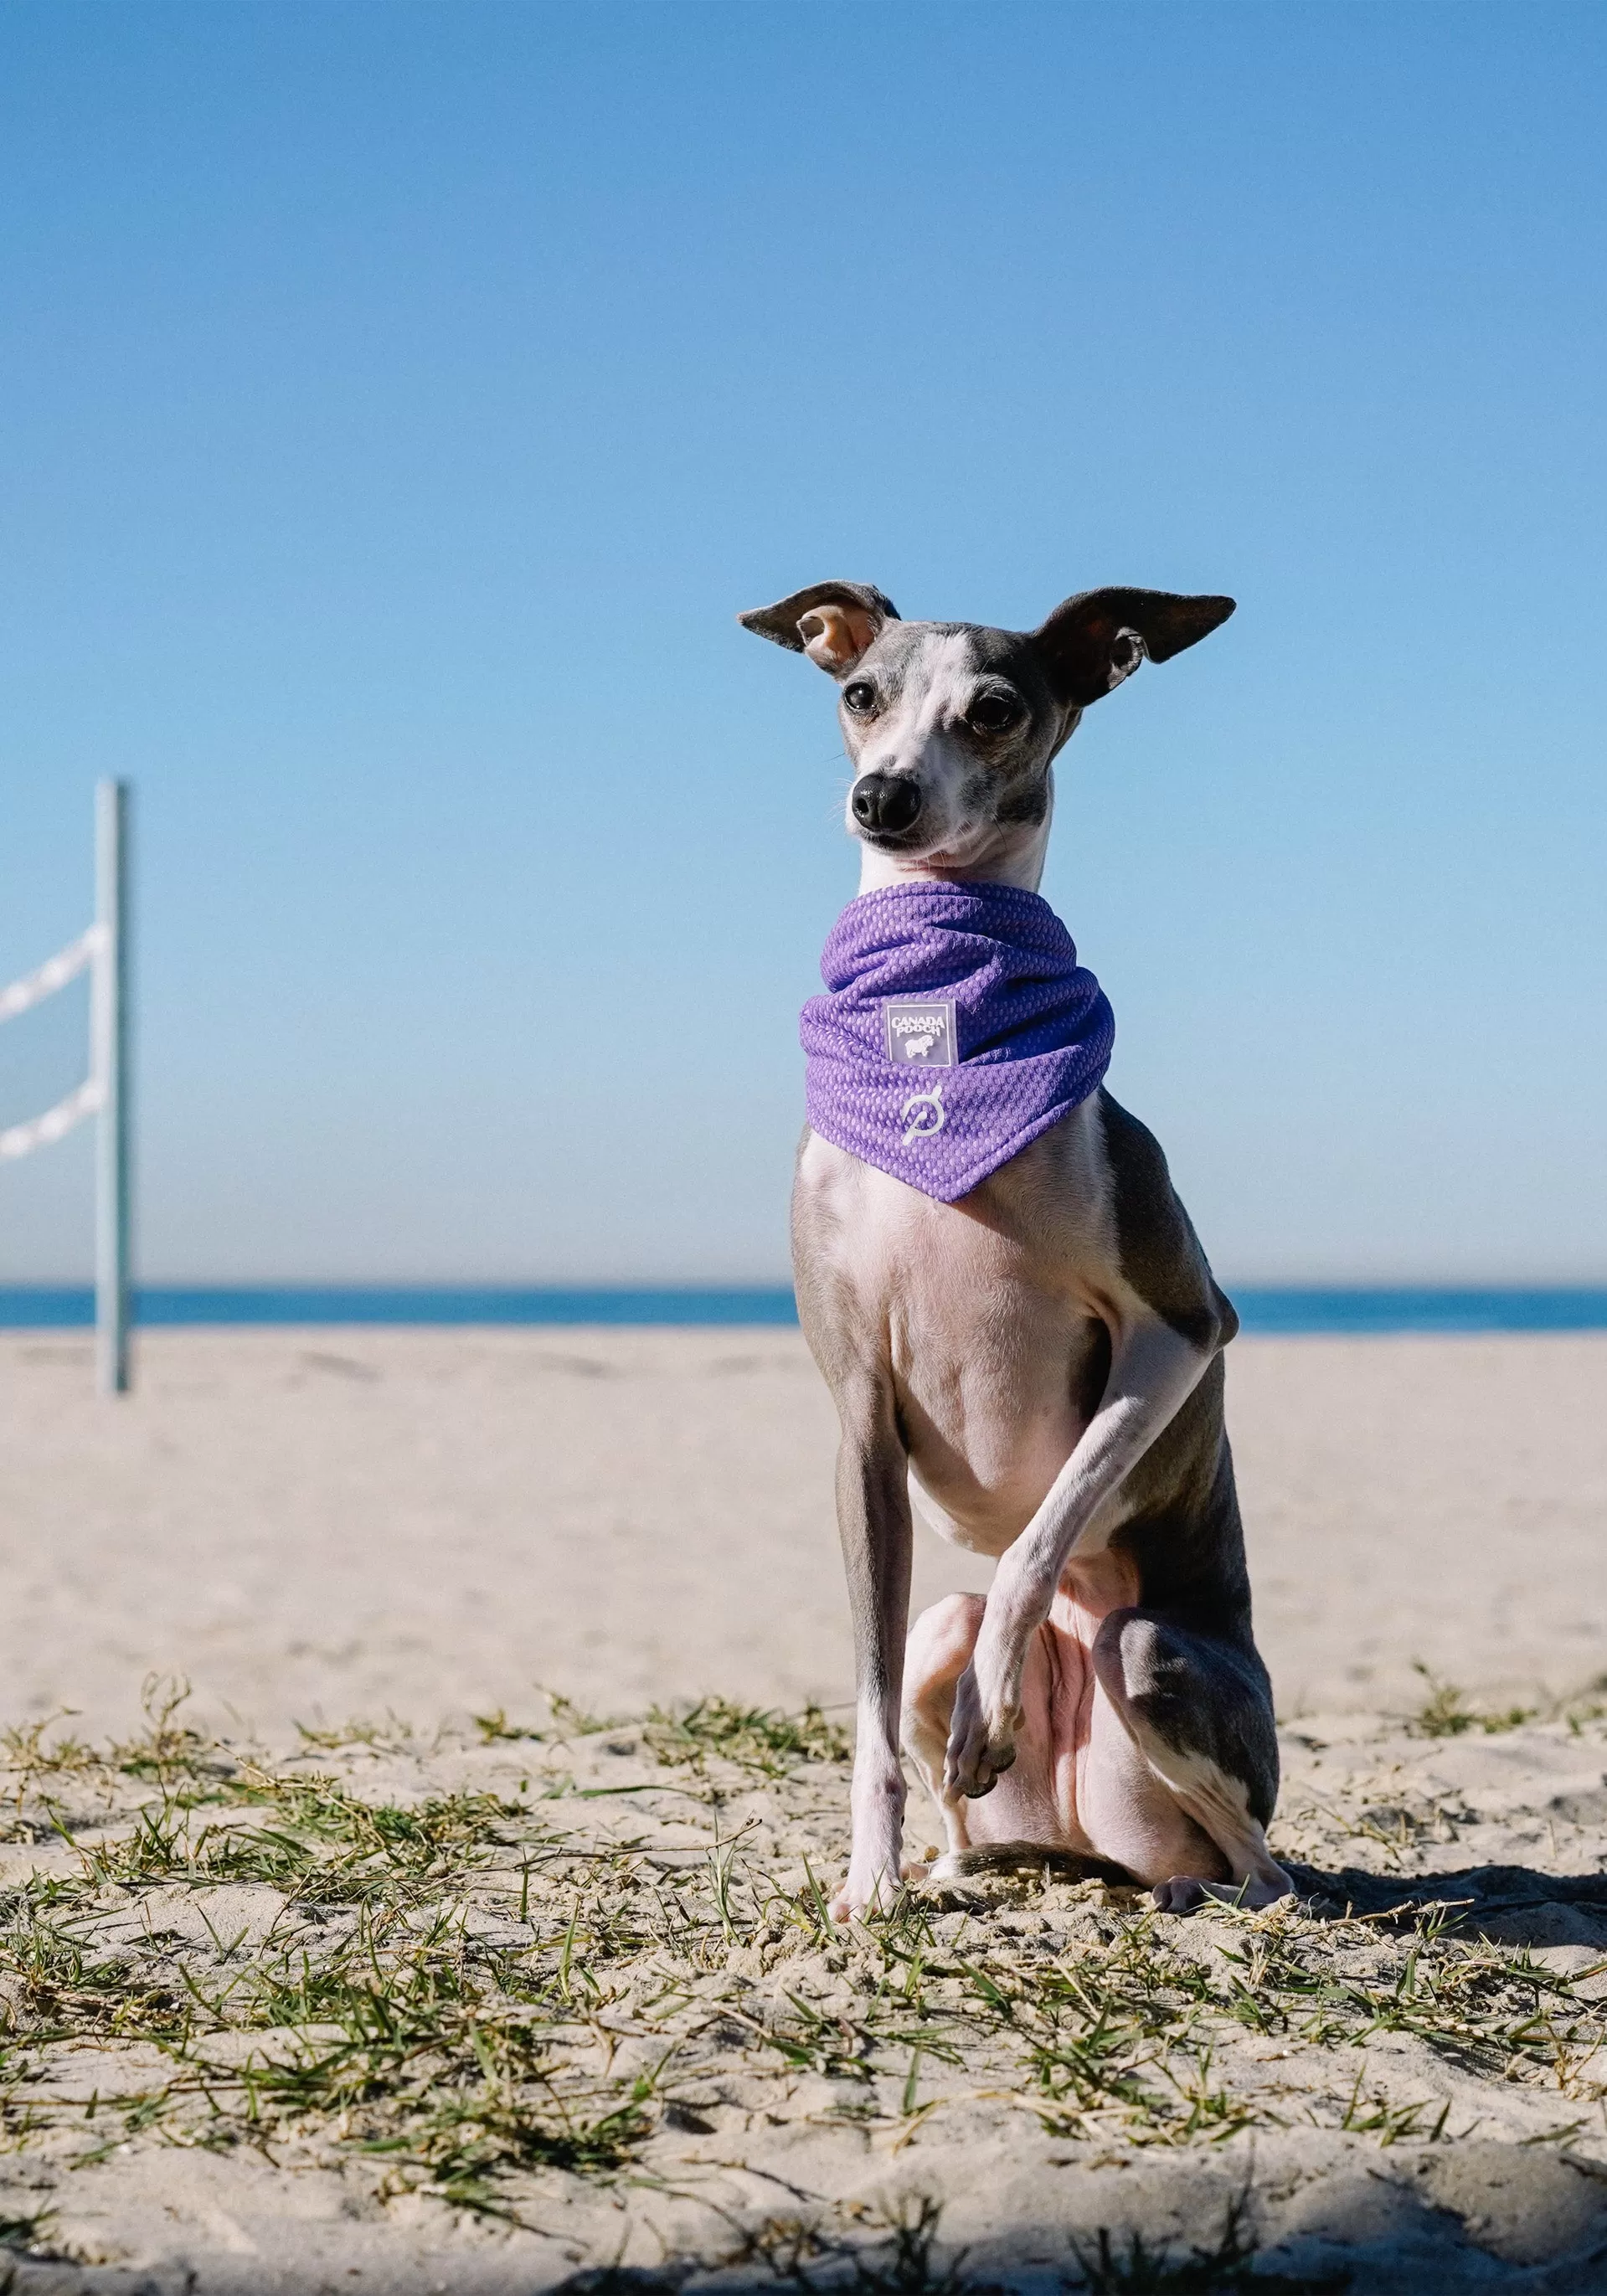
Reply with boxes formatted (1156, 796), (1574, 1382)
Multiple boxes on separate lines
(851, 773), (922, 835)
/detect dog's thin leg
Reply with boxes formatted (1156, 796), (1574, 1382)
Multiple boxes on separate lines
(946, 1310), (1217, 1801)
(832, 1377), (914, 1921)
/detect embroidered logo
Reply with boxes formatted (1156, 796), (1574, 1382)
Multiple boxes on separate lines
(900, 1080), (946, 1144)
(883, 998), (956, 1067)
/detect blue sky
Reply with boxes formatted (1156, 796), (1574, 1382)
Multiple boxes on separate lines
(3, 3), (1604, 1284)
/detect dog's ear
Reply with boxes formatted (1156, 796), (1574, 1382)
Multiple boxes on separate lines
(738, 580), (899, 672)
(1030, 588), (1235, 709)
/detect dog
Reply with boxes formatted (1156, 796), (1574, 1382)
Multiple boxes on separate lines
(740, 579), (1289, 1922)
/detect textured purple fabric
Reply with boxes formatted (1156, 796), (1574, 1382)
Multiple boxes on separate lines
(801, 882), (1115, 1202)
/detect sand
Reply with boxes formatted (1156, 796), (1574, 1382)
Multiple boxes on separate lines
(6, 1327), (1606, 1739)
(3, 1326), (1607, 2291)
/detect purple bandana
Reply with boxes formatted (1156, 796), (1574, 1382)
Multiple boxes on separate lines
(801, 882), (1115, 1202)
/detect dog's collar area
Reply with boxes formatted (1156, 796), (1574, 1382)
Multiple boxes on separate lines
(801, 880), (1115, 1203)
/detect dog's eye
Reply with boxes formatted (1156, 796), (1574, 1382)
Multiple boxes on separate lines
(968, 692), (1022, 734)
(842, 681), (878, 716)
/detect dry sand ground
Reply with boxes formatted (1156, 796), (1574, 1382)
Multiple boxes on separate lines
(7, 1328), (1606, 1739)
(2, 1327), (1606, 2293)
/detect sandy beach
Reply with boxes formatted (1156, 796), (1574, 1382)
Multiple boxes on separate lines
(3, 1326), (1607, 2292)
(5, 1327), (1606, 1740)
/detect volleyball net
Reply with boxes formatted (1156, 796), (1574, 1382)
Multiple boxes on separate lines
(1, 781), (132, 1391)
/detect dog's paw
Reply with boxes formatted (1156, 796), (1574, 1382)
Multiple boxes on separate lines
(943, 1664), (1021, 1801)
(1151, 1874), (1209, 1913)
(1151, 1867), (1293, 1914)
(831, 1861), (901, 1923)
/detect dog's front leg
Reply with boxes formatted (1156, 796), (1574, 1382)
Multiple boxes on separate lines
(832, 1372), (914, 1921)
(945, 1314), (1217, 1802)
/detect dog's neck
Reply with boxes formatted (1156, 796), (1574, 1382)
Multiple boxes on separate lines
(854, 800), (1054, 897)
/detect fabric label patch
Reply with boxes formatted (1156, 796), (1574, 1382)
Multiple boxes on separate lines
(883, 999), (957, 1068)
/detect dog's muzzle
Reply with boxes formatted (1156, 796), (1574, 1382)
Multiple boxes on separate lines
(851, 773), (923, 837)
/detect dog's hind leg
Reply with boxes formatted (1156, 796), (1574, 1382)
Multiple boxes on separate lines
(906, 1588), (1142, 1882)
(1089, 1608), (1290, 1910)
(902, 1593), (986, 1862)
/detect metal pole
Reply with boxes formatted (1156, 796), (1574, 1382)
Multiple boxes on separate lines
(94, 779), (131, 1396)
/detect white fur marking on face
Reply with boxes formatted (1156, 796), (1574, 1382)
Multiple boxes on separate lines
(843, 627), (1061, 892)
(846, 631), (985, 852)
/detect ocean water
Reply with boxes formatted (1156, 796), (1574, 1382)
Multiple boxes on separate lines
(3, 1285), (1606, 1334)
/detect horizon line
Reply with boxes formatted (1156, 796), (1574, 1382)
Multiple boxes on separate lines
(6, 1279), (1607, 1296)
(9, 1276), (1607, 1295)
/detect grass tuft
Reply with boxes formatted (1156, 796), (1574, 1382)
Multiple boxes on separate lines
(542, 1690), (621, 1737)
(1, 1712), (95, 1795)
(1407, 1663), (1536, 1738)
(1071, 2196), (1349, 2292)
(843, 2197), (980, 2296)
(295, 1715), (416, 1752)
(472, 1708), (546, 1744)
(106, 1674), (223, 1783)
(0, 2205), (57, 2258)
(644, 1696), (852, 1779)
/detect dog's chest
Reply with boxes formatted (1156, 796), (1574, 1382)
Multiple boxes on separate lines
(795, 1123), (1120, 1549)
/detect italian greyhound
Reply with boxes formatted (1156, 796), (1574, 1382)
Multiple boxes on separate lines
(740, 580), (1289, 1922)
